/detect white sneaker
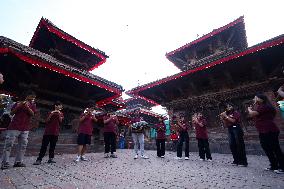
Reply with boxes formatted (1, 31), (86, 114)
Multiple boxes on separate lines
(134, 154), (138, 159)
(199, 158), (205, 161)
(175, 157), (182, 160)
(264, 167), (277, 171)
(274, 169), (284, 174)
(207, 159), (212, 162)
(104, 153), (109, 158)
(141, 155), (149, 159)
(75, 156), (80, 163)
(80, 156), (88, 161)
(185, 157), (189, 160)
(161, 156), (165, 158)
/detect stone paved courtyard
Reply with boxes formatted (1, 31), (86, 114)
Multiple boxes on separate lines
(0, 150), (284, 189)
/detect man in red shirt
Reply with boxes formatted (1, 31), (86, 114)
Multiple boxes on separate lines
(155, 117), (166, 158)
(192, 113), (212, 161)
(34, 101), (64, 165)
(103, 112), (119, 158)
(220, 103), (247, 167)
(1, 90), (36, 169)
(75, 103), (97, 162)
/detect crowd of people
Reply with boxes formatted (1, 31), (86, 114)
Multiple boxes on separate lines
(171, 92), (284, 174)
(0, 74), (283, 175)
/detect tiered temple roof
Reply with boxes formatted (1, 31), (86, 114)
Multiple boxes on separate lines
(30, 18), (108, 71)
(166, 16), (247, 71)
(98, 97), (126, 112)
(116, 97), (166, 124)
(0, 18), (123, 108)
(127, 17), (284, 107)
(124, 96), (157, 110)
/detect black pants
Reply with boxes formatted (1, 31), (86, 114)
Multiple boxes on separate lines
(37, 135), (58, 161)
(171, 140), (178, 152)
(156, 139), (165, 157)
(228, 126), (247, 165)
(259, 132), (284, 170)
(104, 132), (116, 154)
(197, 138), (212, 160)
(177, 131), (189, 157)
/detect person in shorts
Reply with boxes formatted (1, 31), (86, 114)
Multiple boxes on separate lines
(75, 103), (97, 162)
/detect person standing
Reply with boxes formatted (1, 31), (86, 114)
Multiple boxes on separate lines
(118, 131), (125, 149)
(131, 109), (149, 159)
(34, 101), (64, 165)
(170, 131), (179, 152)
(248, 94), (284, 174)
(220, 103), (248, 167)
(75, 103), (97, 162)
(103, 113), (119, 158)
(1, 90), (36, 169)
(192, 113), (212, 161)
(155, 117), (166, 158)
(175, 115), (190, 160)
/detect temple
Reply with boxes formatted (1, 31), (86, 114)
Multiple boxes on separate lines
(121, 97), (164, 124)
(29, 18), (108, 71)
(127, 16), (284, 153)
(116, 97), (168, 142)
(166, 17), (247, 71)
(0, 18), (123, 154)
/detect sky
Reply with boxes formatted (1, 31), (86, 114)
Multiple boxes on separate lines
(1, 0), (283, 115)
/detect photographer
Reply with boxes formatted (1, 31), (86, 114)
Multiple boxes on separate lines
(130, 109), (149, 159)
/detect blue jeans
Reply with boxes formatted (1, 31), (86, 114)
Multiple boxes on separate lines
(119, 138), (125, 149)
(228, 126), (247, 165)
(2, 130), (29, 164)
(132, 133), (144, 156)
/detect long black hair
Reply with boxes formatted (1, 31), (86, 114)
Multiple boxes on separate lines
(255, 93), (276, 114)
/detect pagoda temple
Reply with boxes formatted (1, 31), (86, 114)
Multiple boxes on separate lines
(0, 18), (123, 154)
(127, 16), (284, 154)
(116, 97), (167, 142)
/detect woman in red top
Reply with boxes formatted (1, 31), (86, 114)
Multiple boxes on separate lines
(248, 94), (284, 174)
(75, 103), (97, 163)
(34, 101), (64, 165)
(154, 117), (166, 158)
(192, 113), (212, 161)
(175, 114), (190, 160)
(220, 103), (248, 167)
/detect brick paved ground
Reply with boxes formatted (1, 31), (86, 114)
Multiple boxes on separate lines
(0, 150), (284, 189)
